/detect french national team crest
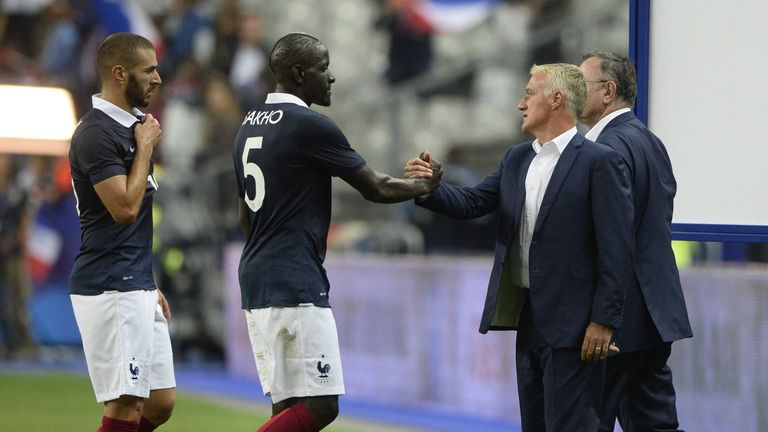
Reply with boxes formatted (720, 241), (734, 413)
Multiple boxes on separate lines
(127, 357), (141, 386)
(316, 355), (331, 383)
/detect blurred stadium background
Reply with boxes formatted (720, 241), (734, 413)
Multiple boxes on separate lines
(1, 1), (766, 431)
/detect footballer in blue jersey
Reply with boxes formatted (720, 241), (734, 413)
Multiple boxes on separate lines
(68, 33), (175, 432)
(234, 95), (366, 310)
(70, 101), (158, 295)
(234, 33), (442, 432)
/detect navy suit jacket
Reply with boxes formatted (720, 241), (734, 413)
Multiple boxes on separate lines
(418, 132), (634, 349)
(595, 112), (693, 351)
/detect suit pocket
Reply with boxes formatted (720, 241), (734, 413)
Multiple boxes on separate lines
(570, 262), (594, 281)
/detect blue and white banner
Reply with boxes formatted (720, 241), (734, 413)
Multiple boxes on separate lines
(411, 0), (501, 33)
(90, 0), (160, 45)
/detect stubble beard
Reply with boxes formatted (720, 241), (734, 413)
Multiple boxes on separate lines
(125, 73), (151, 108)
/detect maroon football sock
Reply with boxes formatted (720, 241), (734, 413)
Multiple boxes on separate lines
(137, 417), (156, 432)
(97, 416), (139, 432)
(256, 403), (318, 432)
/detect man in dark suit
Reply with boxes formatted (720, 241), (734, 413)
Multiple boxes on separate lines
(579, 51), (693, 432)
(406, 63), (633, 431)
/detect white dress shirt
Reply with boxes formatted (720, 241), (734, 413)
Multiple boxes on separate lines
(512, 127), (578, 288)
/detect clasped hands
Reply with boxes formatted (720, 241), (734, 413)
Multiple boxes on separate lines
(405, 149), (442, 181)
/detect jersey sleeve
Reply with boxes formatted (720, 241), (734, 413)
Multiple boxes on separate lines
(75, 125), (127, 185)
(305, 116), (366, 176)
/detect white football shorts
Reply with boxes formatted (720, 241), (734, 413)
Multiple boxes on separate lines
(245, 303), (345, 403)
(71, 289), (176, 403)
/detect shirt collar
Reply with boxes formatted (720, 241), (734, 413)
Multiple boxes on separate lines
(92, 94), (144, 128)
(585, 107), (632, 141)
(265, 92), (309, 108)
(531, 126), (578, 155)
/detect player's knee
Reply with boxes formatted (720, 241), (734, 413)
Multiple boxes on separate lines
(305, 396), (338, 428)
(152, 399), (175, 425)
(144, 390), (175, 425)
(106, 395), (144, 420)
(117, 395), (144, 411)
(321, 398), (339, 425)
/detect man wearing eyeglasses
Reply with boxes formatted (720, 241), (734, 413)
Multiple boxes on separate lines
(579, 51), (693, 432)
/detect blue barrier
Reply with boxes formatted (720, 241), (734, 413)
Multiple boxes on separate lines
(29, 287), (81, 346)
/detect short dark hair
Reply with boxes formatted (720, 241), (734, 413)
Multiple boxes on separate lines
(583, 51), (637, 105)
(268, 32), (322, 80)
(96, 33), (155, 83)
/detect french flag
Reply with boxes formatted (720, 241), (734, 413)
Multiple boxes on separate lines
(90, 0), (161, 45)
(409, 0), (502, 33)
(25, 221), (62, 285)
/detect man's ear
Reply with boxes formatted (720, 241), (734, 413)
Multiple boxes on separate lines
(603, 80), (618, 104)
(551, 90), (564, 111)
(112, 65), (127, 85)
(292, 65), (305, 84)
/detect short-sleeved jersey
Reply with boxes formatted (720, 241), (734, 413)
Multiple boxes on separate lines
(234, 93), (366, 309)
(68, 95), (158, 295)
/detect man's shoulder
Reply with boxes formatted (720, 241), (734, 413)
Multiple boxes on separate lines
(292, 109), (344, 140)
(71, 110), (131, 164)
(80, 107), (114, 125)
(256, 101), (321, 117)
(296, 108), (337, 129)
(600, 118), (663, 154)
(602, 112), (649, 137)
(579, 134), (625, 162)
(244, 103), (333, 130)
(507, 139), (535, 156)
(73, 109), (118, 137)
(494, 140), (533, 168)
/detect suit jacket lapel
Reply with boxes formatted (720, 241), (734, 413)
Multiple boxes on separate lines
(533, 134), (584, 234)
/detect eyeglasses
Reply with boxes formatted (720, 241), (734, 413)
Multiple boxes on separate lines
(586, 80), (610, 84)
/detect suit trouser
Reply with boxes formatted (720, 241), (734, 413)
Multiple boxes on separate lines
(599, 343), (683, 432)
(516, 292), (605, 432)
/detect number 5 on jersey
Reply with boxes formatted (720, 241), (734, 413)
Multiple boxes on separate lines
(242, 136), (265, 212)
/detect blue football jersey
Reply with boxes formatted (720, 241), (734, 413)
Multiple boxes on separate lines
(233, 93), (366, 309)
(68, 97), (157, 295)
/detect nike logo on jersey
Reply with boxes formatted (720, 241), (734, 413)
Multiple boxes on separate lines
(130, 146), (136, 153)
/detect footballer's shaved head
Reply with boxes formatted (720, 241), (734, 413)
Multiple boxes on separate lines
(268, 32), (323, 83)
(96, 33), (155, 83)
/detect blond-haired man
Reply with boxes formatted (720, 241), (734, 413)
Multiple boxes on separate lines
(406, 63), (633, 430)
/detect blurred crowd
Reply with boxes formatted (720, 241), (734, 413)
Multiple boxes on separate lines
(0, 0), (279, 361)
(4, 0), (758, 363)
(4, 0), (549, 359)
(0, 0), (503, 361)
